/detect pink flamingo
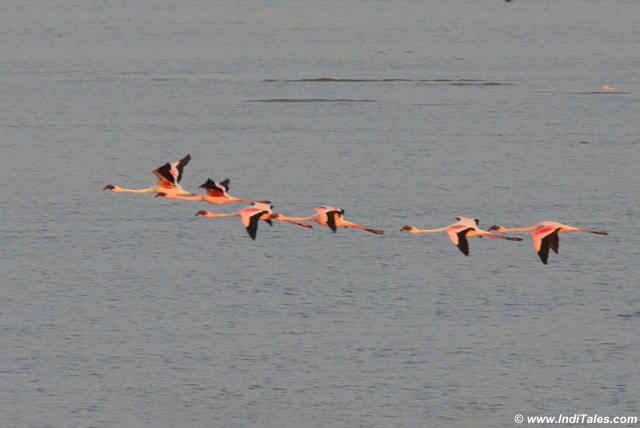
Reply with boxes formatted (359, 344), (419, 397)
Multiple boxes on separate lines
(488, 221), (608, 264)
(156, 178), (254, 204)
(272, 206), (384, 235)
(400, 216), (522, 256)
(195, 201), (312, 240)
(103, 154), (194, 197)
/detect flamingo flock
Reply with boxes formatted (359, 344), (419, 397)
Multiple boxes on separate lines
(104, 155), (608, 265)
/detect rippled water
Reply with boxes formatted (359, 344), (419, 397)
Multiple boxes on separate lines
(2, 1), (639, 427)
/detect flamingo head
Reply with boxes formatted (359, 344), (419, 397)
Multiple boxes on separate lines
(155, 192), (167, 198)
(400, 225), (415, 233)
(103, 184), (116, 191)
(195, 210), (208, 217)
(487, 225), (503, 232)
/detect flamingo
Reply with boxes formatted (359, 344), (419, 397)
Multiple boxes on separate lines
(272, 207), (384, 235)
(195, 201), (312, 240)
(488, 222), (608, 264)
(400, 216), (522, 256)
(155, 178), (254, 204)
(103, 154), (194, 196)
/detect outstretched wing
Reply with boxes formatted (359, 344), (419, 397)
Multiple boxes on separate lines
(448, 227), (472, 256)
(533, 226), (560, 264)
(325, 211), (341, 232)
(154, 162), (175, 185)
(154, 154), (190, 185)
(174, 154), (191, 183)
(548, 232), (559, 254)
(218, 178), (230, 192)
(241, 208), (267, 240)
(456, 228), (472, 256)
(200, 178), (227, 197)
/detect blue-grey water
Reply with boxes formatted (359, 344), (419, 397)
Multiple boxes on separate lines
(2, 1), (639, 427)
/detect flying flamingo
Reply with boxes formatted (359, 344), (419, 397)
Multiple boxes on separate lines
(488, 221), (608, 264)
(155, 178), (254, 204)
(400, 216), (522, 256)
(272, 207), (384, 235)
(103, 154), (194, 197)
(195, 201), (312, 240)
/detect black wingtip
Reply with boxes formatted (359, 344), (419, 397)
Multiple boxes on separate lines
(219, 178), (230, 191)
(326, 211), (338, 232)
(246, 228), (258, 240)
(456, 228), (471, 256)
(537, 249), (549, 264)
(199, 178), (216, 189)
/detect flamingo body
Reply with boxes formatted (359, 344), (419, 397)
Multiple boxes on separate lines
(155, 177), (254, 204)
(400, 216), (522, 256)
(103, 154), (194, 196)
(273, 206), (384, 235)
(196, 201), (312, 240)
(488, 221), (608, 264)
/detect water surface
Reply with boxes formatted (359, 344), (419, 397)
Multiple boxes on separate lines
(1, 1), (639, 427)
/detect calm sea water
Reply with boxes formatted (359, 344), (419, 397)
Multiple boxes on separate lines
(2, 1), (639, 427)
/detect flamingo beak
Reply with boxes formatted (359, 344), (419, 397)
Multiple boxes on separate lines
(195, 210), (206, 217)
(103, 184), (114, 191)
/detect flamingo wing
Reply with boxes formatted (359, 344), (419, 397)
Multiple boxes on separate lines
(549, 232), (559, 254)
(200, 178), (227, 197)
(315, 207), (339, 230)
(154, 162), (176, 185)
(218, 178), (230, 192)
(448, 227), (472, 256)
(533, 226), (560, 264)
(174, 154), (191, 183)
(325, 211), (341, 232)
(241, 208), (268, 240)
(153, 154), (190, 186)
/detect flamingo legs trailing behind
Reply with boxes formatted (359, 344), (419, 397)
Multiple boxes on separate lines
(488, 221), (608, 264)
(103, 154), (195, 197)
(195, 201), (312, 240)
(400, 216), (522, 256)
(156, 178), (254, 204)
(273, 206), (384, 235)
